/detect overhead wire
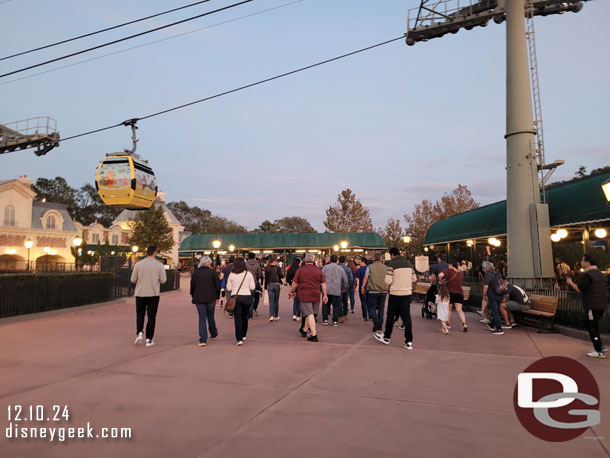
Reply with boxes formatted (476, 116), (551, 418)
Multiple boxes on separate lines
(59, 35), (405, 143)
(0, 0), (307, 87)
(0, 0), (253, 78)
(0, 0), (213, 61)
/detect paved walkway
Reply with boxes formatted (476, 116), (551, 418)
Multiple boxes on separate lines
(1, 283), (608, 458)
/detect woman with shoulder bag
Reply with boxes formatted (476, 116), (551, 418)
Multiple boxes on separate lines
(226, 257), (255, 345)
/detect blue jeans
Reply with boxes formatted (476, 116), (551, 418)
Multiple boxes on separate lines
(368, 292), (386, 331)
(195, 302), (217, 343)
(268, 283), (280, 317)
(359, 291), (368, 319)
(348, 287), (356, 311)
(487, 295), (502, 331)
(341, 292), (349, 316)
(292, 296), (301, 317)
(249, 281), (261, 317)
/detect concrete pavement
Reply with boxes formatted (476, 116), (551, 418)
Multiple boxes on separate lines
(1, 282), (608, 458)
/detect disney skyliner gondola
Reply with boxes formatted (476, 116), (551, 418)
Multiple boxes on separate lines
(95, 119), (157, 210)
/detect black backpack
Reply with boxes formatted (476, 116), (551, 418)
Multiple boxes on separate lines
(493, 272), (508, 296)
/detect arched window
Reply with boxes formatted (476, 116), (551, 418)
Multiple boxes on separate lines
(3, 205), (15, 226)
(46, 215), (56, 230)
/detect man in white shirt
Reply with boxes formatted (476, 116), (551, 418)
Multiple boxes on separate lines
(131, 245), (167, 347)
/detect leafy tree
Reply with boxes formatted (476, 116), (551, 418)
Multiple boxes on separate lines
(274, 216), (316, 233)
(378, 218), (404, 249)
(323, 189), (373, 233)
(75, 184), (121, 226)
(127, 205), (174, 253)
(254, 220), (276, 234)
(575, 165), (587, 178)
(31, 176), (78, 210)
(404, 184), (479, 249)
(31, 177), (121, 226)
(254, 217), (316, 234)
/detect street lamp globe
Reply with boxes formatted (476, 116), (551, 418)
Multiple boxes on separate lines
(402, 235), (412, 244)
(73, 237), (82, 247)
(132, 245), (138, 253)
(340, 240), (348, 249)
(228, 244), (235, 252)
(43, 247), (50, 254)
(333, 245), (339, 252)
(24, 239), (33, 249)
(212, 240), (221, 249)
(594, 228), (607, 239)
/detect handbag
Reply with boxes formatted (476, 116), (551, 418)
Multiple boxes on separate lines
(263, 289), (269, 306)
(225, 271), (248, 313)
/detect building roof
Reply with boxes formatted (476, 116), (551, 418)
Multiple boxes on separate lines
(425, 172), (610, 245)
(180, 232), (387, 251)
(31, 201), (78, 232)
(113, 202), (181, 225)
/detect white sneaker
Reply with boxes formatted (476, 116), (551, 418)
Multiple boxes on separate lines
(134, 332), (143, 345)
(293, 315), (297, 321)
(480, 318), (491, 324)
(236, 341), (243, 346)
(476, 310), (484, 317)
(198, 342), (206, 347)
(145, 339), (156, 347)
(404, 342), (413, 350)
(586, 351), (606, 359)
(274, 316), (280, 320)
(243, 337), (247, 341)
(269, 316), (274, 322)
(374, 333), (390, 345)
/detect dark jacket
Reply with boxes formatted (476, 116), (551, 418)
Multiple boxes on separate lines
(264, 265), (284, 288)
(190, 266), (221, 304)
(579, 268), (607, 311)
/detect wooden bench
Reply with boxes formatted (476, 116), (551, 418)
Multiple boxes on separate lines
(412, 282), (471, 301)
(413, 282), (431, 296)
(515, 294), (559, 333)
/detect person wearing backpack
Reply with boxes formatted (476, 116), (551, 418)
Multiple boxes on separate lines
(481, 261), (504, 335)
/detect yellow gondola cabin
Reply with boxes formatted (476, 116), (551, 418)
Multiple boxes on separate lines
(95, 153), (157, 210)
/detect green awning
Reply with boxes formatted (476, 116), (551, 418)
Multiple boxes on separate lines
(179, 233), (387, 251)
(425, 172), (610, 245)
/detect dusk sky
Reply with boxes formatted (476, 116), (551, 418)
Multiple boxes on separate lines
(1, 0), (608, 231)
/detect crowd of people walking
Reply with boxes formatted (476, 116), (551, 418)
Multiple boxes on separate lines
(130, 245), (607, 359)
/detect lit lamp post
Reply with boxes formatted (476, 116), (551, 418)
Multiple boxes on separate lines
(333, 244), (339, 252)
(24, 239), (33, 271)
(131, 245), (138, 269)
(43, 246), (50, 270)
(212, 240), (221, 268)
(73, 237), (82, 271)
(402, 235), (412, 259)
(340, 240), (348, 250)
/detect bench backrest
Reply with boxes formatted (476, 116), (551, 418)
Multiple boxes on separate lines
(529, 294), (559, 314)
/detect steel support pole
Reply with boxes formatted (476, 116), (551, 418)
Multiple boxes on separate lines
(505, 0), (552, 283)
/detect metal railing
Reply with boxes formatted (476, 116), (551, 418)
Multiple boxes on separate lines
(462, 281), (610, 334)
(0, 260), (78, 273)
(0, 266), (181, 318)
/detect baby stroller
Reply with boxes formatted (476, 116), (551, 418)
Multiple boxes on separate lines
(421, 283), (437, 319)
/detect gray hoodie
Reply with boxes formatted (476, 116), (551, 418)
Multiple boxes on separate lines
(246, 258), (262, 282)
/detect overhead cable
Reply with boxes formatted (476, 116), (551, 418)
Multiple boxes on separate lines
(0, 0), (253, 78)
(0, 0), (307, 87)
(0, 0), (213, 61)
(60, 35), (405, 143)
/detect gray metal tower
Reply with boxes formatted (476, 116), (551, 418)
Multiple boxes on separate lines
(406, 0), (585, 285)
